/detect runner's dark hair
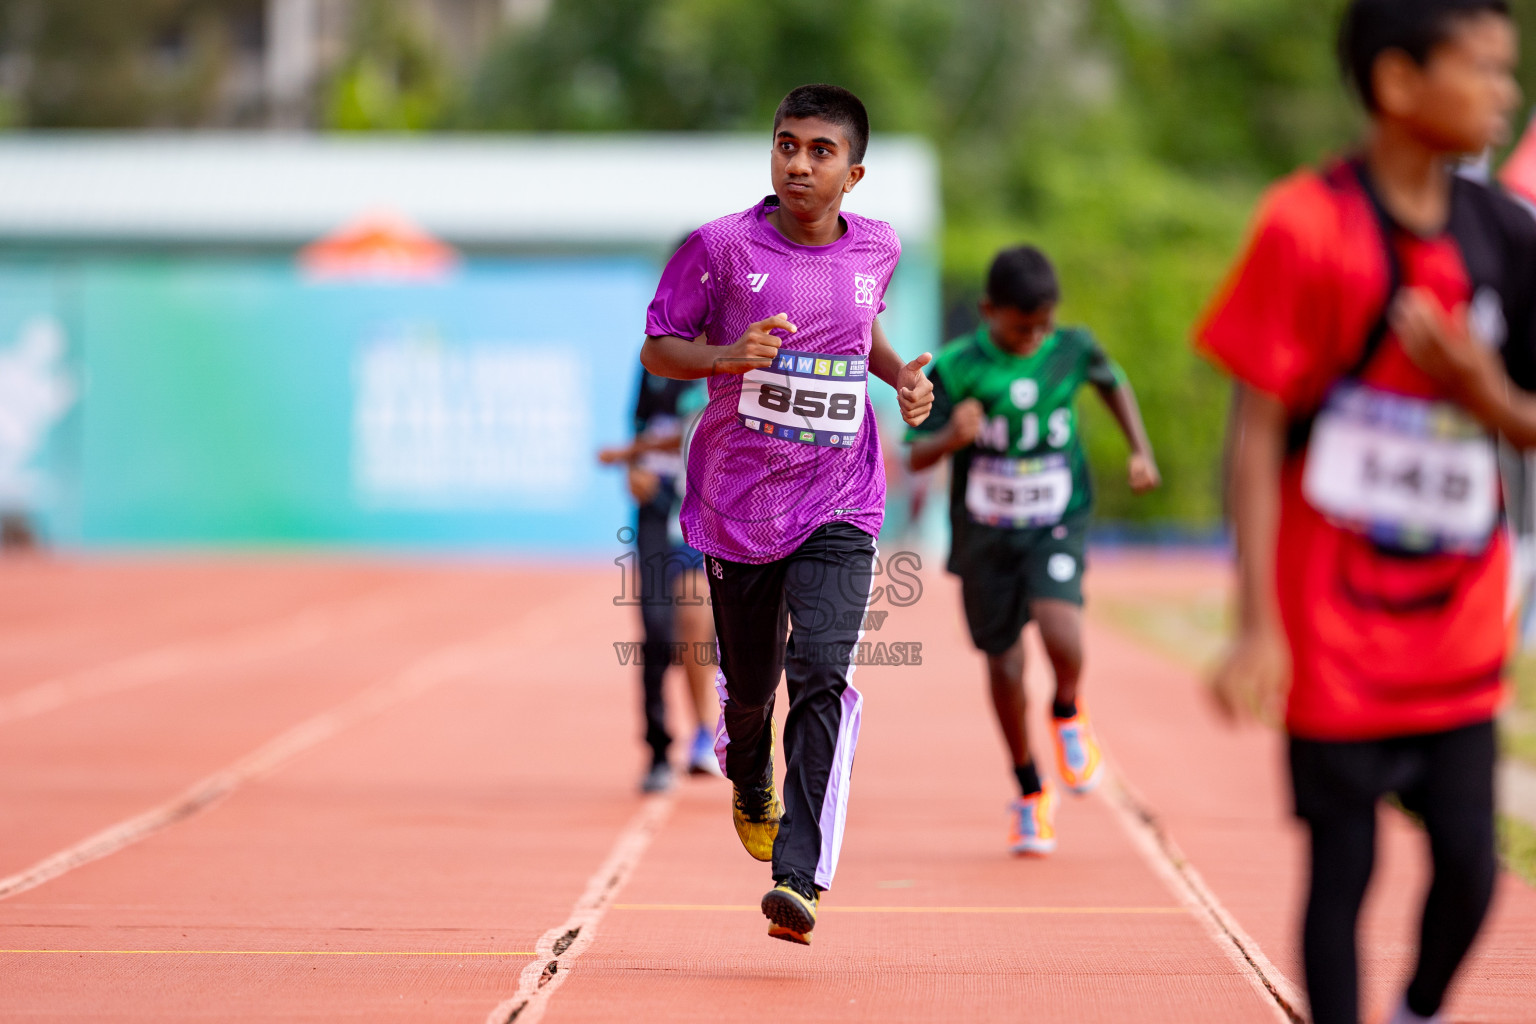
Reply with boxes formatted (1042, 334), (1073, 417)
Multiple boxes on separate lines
(1339, 0), (1511, 112)
(774, 85), (870, 164)
(986, 246), (1060, 313)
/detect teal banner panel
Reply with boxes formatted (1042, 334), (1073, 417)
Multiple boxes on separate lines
(0, 268), (77, 534)
(70, 257), (654, 552)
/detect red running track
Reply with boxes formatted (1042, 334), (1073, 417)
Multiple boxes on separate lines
(0, 554), (1530, 1022)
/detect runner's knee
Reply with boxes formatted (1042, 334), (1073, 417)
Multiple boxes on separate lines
(1427, 814), (1496, 903)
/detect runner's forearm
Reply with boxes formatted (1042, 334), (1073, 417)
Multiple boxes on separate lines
(1228, 386), (1286, 634)
(635, 435), (684, 455)
(868, 320), (903, 389)
(1098, 381), (1156, 460)
(640, 335), (720, 380)
(907, 430), (960, 472)
(1468, 375), (1536, 450)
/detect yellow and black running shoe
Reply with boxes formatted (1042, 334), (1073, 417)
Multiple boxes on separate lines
(761, 884), (818, 945)
(731, 773), (783, 862)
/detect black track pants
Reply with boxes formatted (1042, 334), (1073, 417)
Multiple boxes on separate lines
(705, 522), (875, 894)
(1291, 720), (1497, 1024)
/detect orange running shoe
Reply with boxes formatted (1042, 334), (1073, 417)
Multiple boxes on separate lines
(1008, 783), (1057, 856)
(1052, 705), (1104, 795)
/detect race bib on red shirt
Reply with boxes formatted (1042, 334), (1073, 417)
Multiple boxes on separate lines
(1303, 382), (1498, 553)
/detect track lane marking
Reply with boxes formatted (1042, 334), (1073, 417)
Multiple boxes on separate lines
(0, 581), (439, 727)
(612, 903), (1188, 914)
(0, 627), (515, 902)
(1099, 761), (1306, 1024)
(485, 794), (675, 1024)
(0, 948), (536, 957)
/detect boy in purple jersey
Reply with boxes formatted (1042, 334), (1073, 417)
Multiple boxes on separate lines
(641, 84), (934, 945)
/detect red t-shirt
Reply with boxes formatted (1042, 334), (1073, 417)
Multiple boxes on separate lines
(1199, 162), (1536, 741)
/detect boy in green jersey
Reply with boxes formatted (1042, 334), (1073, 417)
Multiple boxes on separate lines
(907, 246), (1159, 855)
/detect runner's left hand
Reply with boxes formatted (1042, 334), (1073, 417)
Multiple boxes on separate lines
(627, 466), (660, 504)
(1127, 453), (1160, 493)
(1393, 289), (1505, 423)
(898, 353), (934, 427)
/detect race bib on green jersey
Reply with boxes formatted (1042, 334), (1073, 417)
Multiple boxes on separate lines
(965, 453), (1074, 527)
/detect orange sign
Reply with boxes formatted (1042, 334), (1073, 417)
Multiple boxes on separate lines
(299, 211), (457, 281)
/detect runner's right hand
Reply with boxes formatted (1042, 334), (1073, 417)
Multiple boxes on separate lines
(627, 466), (660, 504)
(714, 315), (796, 375)
(949, 398), (985, 448)
(597, 445), (634, 466)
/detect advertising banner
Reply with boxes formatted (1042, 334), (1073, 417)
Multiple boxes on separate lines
(0, 246), (936, 554)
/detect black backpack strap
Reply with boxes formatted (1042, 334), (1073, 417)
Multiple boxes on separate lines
(1285, 159), (1406, 454)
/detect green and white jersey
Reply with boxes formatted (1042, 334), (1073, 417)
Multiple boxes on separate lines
(906, 325), (1124, 569)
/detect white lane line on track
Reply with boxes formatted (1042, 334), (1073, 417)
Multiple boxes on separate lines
(611, 903), (1189, 914)
(0, 583), (434, 727)
(0, 948), (539, 957)
(485, 794), (676, 1024)
(0, 630), (510, 902)
(1098, 761), (1307, 1024)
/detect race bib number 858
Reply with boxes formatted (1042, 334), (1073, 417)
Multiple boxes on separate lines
(737, 349), (867, 448)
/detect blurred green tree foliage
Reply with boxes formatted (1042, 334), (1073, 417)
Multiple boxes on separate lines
(0, 0), (262, 127)
(325, 0), (450, 131)
(454, 0), (1418, 526)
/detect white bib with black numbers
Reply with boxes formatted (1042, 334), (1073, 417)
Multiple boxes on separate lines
(965, 453), (1073, 528)
(736, 349), (867, 448)
(1302, 382), (1498, 553)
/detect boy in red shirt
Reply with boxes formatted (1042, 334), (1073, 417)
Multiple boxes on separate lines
(1198, 2), (1535, 1022)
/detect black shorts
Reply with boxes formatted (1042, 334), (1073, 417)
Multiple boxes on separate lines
(635, 479), (705, 587)
(1288, 719), (1496, 822)
(956, 513), (1087, 656)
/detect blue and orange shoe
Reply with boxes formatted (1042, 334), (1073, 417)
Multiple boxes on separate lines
(1376, 997), (1444, 1024)
(1008, 783), (1057, 857)
(761, 884), (818, 945)
(1052, 705), (1104, 795)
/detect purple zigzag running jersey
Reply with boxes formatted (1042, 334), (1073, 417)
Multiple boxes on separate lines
(645, 196), (902, 564)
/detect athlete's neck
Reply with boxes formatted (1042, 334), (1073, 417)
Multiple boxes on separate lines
(1364, 124), (1455, 236)
(990, 329), (1043, 359)
(767, 204), (848, 247)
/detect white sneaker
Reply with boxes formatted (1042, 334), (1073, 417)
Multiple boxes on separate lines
(640, 762), (675, 794)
